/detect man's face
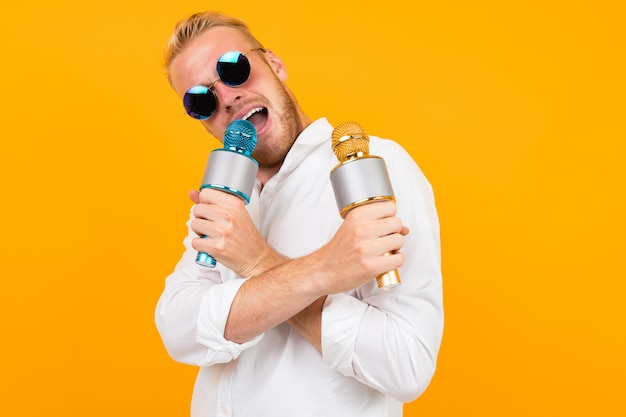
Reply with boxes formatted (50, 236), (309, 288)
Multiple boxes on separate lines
(169, 26), (303, 170)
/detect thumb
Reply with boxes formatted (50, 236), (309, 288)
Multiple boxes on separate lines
(188, 189), (200, 204)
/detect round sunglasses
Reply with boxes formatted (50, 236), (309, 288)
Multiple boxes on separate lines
(183, 48), (265, 120)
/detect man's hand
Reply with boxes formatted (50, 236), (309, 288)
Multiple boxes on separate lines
(312, 200), (409, 295)
(287, 201), (408, 350)
(189, 189), (283, 278)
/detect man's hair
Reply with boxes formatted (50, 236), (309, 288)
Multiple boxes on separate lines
(163, 11), (264, 83)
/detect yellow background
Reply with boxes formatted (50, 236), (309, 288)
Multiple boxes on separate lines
(1, 0), (624, 415)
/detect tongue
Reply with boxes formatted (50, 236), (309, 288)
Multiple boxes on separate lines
(247, 109), (267, 133)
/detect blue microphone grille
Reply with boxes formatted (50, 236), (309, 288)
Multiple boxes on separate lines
(223, 119), (258, 156)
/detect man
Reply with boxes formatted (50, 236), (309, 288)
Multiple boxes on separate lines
(155, 11), (443, 417)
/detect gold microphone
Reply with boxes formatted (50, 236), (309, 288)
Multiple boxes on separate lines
(330, 122), (401, 290)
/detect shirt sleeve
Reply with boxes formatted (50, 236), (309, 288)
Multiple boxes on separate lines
(154, 207), (263, 367)
(321, 139), (444, 403)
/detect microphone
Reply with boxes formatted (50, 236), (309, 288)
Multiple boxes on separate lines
(329, 122), (401, 290)
(195, 119), (259, 267)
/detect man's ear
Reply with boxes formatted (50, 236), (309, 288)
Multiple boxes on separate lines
(265, 50), (288, 81)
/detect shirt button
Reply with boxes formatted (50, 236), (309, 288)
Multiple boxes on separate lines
(221, 405), (229, 414)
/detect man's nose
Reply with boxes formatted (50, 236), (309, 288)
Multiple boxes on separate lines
(213, 82), (242, 112)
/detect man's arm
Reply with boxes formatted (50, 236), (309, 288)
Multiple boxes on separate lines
(190, 188), (407, 345)
(286, 296), (327, 351)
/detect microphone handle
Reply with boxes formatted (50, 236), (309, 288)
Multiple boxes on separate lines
(196, 248), (218, 268)
(196, 149), (258, 268)
(330, 156), (401, 290)
(195, 183), (250, 268)
(377, 260), (401, 290)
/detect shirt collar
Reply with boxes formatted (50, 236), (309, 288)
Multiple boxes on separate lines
(269, 117), (334, 182)
(293, 117), (333, 147)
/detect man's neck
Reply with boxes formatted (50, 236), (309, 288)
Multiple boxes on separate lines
(257, 165), (281, 187)
(256, 113), (313, 187)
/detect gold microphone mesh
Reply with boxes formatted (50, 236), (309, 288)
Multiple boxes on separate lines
(331, 122), (370, 162)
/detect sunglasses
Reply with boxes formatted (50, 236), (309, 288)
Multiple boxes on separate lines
(183, 48), (265, 120)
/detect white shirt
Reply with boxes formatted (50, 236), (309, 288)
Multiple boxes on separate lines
(155, 118), (443, 417)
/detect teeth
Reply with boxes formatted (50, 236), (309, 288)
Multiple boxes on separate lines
(242, 107), (264, 121)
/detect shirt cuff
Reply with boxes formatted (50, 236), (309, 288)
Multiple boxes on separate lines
(321, 293), (368, 377)
(196, 278), (263, 365)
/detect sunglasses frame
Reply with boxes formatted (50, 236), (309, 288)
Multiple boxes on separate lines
(183, 48), (265, 120)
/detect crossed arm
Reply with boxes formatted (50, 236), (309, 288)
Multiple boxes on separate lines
(188, 188), (408, 351)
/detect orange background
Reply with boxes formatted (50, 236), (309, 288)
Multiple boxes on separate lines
(1, 0), (624, 415)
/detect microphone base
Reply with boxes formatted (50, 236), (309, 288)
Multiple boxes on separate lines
(196, 252), (217, 268)
(377, 268), (401, 290)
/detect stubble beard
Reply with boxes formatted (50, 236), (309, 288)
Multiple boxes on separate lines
(252, 85), (303, 170)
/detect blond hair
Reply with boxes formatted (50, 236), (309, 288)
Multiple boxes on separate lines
(163, 11), (264, 83)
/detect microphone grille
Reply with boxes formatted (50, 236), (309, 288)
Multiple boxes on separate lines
(223, 119), (257, 156)
(331, 122), (370, 162)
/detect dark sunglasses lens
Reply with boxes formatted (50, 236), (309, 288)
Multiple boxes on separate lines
(183, 86), (217, 119)
(217, 51), (251, 86)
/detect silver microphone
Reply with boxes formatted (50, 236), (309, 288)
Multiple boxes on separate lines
(329, 122), (401, 290)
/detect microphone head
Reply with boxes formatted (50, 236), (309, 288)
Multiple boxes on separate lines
(223, 119), (257, 156)
(331, 121), (370, 162)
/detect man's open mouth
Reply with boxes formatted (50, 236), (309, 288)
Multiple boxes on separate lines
(242, 107), (268, 133)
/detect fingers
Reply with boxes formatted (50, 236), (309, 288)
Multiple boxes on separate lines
(190, 189), (243, 246)
(315, 200), (408, 294)
(197, 188), (243, 205)
(344, 201), (406, 239)
(192, 189), (245, 220)
(345, 199), (398, 220)
(377, 232), (406, 256)
(188, 189), (200, 204)
(188, 188), (278, 277)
